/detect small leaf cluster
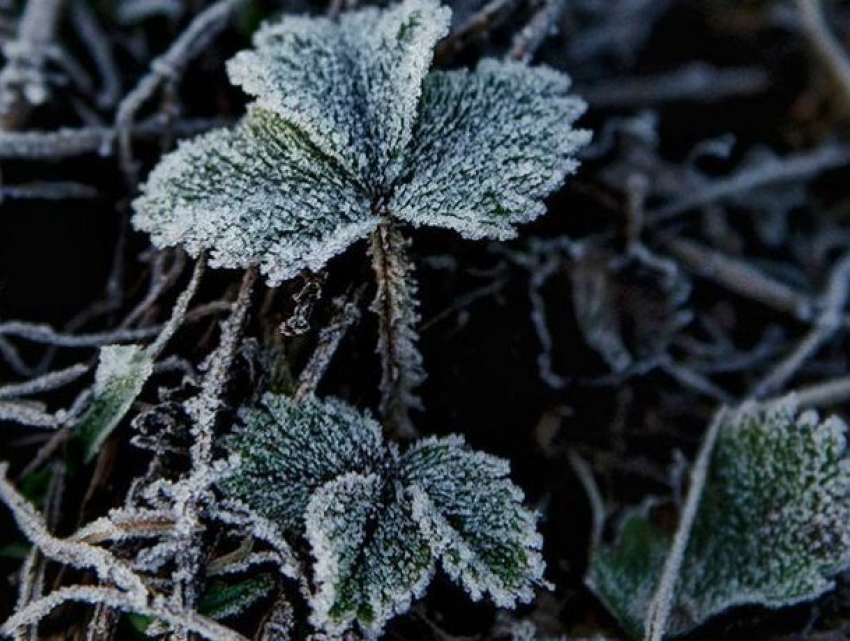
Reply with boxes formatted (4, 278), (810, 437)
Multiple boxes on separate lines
(132, 0), (590, 285)
(220, 394), (546, 636)
(589, 397), (850, 637)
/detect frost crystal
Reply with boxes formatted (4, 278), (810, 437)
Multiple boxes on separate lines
(588, 397), (850, 638)
(75, 344), (153, 462)
(221, 394), (546, 636)
(133, 0), (589, 285)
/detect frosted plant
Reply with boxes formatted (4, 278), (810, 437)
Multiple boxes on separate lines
(587, 397), (850, 638)
(133, 0), (589, 282)
(220, 394), (546, 637)
(75, 344), (153, 462)
(132, 0), (590, 433)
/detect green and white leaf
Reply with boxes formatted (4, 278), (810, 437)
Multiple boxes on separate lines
(220, 393), (383, 531)
(199, 574), (276, 620)
(588, 397), (850, 638)
(391, 60), (591, 240)
(133, 107), (375, 285)
(133, 0), (589, 285)
(220, 394), (547, 636)
(75, 344), (153, 462)
(305, 472), (434, 637)
(403, 435), (546, 607)
(227, 0), (451, 187)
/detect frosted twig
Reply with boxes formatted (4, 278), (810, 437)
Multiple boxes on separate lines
(369, 221), (424, 438)
(528, 255), (568, 389)
(73, 508), (177, 544)
(295, 289), (363, 400)
(0, 302), (229, 347)
(0, 116), (223, 159)
(662, 237), (814, 321)
(1, 586), (247, 641)
(0, 400), (67, 428)
(0, 363), (88, 399)
(754, 252), (850, 399)
(796, 0), (850, 104)
(2, 180), (97, 201)
(509, 0), (565, 63)
(13, 463), (63, 641)
(0, 462), (147, 596)
(172, 267), (256, 622)
(644, 408), (727, 641)
(113, 0), (246, 179)
(146, 254), (206, 358)
(647, 144), (850, 224)
(579, 63), (769, 108)
(785, 375), (850, 408)
(435, 0), (522, 60)
(0, 0), (65, 128)
(116, 0), (184, 24)
(69, 0), (120, 109)
(567, 449), (604, 551)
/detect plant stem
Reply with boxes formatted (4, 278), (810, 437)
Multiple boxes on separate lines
(368, 221), (425, 438)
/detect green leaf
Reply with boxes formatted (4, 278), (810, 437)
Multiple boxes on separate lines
(588, 398), (850, 637)
(391, 60), (591, 240)
(221, 394), (383, 532)
(133, 0), (589, 286)
(133, 107), (375, 286)
(305, 472), (434, 635)
(199, 574), (276, 620)
(227, 0), (450, 186)
(75, 344), (153, 462)
(220, 394), (547, 636)
(402, 435), (546, 607)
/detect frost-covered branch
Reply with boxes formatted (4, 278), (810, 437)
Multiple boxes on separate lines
(369, 221), (425, 437)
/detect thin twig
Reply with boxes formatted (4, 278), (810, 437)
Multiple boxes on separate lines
(647, 144), (850, 225)
(509, 0), (566, 63)
(662, 237), (814, 321)
(796, 0), (850, 105)
(113, 0), (246, 180)
(644, 409), (727, 641)
(753, 252), (850, 398)
(295, 289), (363, 400)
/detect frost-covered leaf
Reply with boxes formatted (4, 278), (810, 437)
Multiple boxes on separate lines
(588, 398), (850, 638)
(75, 344), (153, 462)
(199, 574), (276, 620)
(220, 394), (546, 636)
(133, 107), (375, 285)
(221, 394), (383, 531)
(390, 61), (590, 240)
(133, 0), (589, 285)
(227, 0), (450, 186)
(402, 435), (546, 607)
(305, 472), (434, 636)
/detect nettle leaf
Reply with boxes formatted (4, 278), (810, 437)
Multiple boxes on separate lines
(305, 472), (434, 636)
(402, 436), (546, 607)
(220, 394), (383, 531)
(132, 106), (376, 285)
(133, 0), (589, 285)
(227, 0), (451, 186)
(75, 344), (153, 462)
(199, 574), (276, 620)
(588, 398), (850, 638)
(220, 394), (545, 636)
(391, 61), (590, 240)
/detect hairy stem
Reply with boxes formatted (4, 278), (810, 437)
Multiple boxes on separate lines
(368, 221), (424, 438)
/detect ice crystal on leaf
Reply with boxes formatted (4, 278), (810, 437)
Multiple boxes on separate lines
(588, 397), (850, 638)
(75, 344), (153, 462)
(132, 0), (590, 285)
(220, 394), (546, 636)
